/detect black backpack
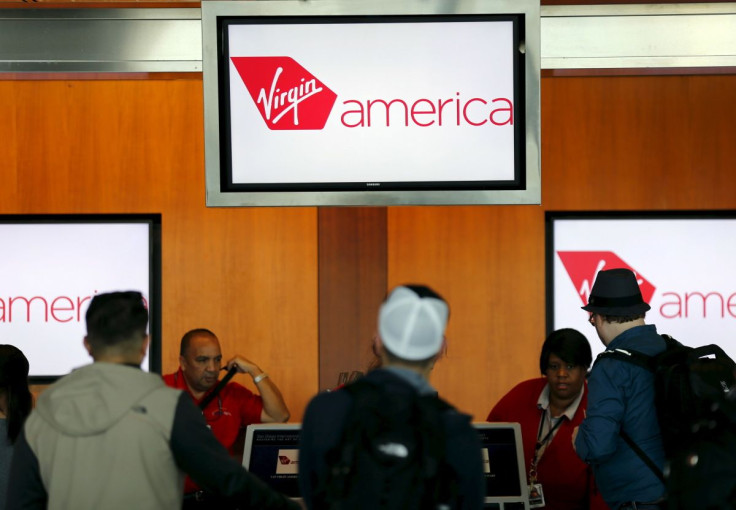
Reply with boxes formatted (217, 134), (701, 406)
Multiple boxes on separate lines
(594, 334), (736, 507)
(317, 377), (455, 510)
(665, 394), (736, 510)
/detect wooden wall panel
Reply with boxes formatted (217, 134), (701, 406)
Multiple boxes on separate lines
(387, 205), (545, 421)
(318, 207), (387, 391)
(541, 75), (736, 210)
(0, 77), (319, 421)
(388, 74), (736, 423)
(3, 73), (735, 425)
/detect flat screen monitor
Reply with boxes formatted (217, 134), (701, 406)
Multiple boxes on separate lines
(0, 214), (161, 382)
(475, 422), (530, 510)
(546, 210), (736, 361)
(243, 423), (302, 500)
(202, 0), (541, 207)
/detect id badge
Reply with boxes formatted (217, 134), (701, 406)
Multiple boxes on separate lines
(528, 483), (545, 508)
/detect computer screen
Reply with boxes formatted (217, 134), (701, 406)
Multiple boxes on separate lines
(244, 422), (528, 507)
(475, 422), (530, 510)
(243, 423), (302, 499)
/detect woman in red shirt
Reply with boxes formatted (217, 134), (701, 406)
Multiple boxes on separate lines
(487, 328), (608, 510)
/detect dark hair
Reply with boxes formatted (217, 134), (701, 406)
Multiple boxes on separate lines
(386, 284), (450, 321)
(0, 345), (33, 443)
(539, 328), (592, 374)
(597, 312), (646, 324)
(85, 291), (148, 351)
(381, 346), (439, 369)
(180, 328), (217, 356)
(401, 284), (445, 301)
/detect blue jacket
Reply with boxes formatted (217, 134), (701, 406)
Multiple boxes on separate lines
(574, 325), (666, 509)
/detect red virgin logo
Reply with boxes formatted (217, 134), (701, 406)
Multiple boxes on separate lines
(231, 57), (337, 130)
(557, 251), (656, 306)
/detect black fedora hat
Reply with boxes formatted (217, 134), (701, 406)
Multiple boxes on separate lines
(581, 268), (651, 315)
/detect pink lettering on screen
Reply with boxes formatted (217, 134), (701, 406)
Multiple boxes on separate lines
(0, 293), (148, 323)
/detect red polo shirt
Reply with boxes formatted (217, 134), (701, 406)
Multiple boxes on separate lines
(163, 368), (264, 493)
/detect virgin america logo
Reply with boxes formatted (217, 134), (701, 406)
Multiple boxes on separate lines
(231, 57), (337, 130)
(557, 251), (656, 306)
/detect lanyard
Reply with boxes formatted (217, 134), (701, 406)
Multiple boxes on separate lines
(173, 370), (227, 419)
(528, 410), (564, 484)
(198, 366), (237, 411)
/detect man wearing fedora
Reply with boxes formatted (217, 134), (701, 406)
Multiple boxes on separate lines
(572, 268), (666, 510)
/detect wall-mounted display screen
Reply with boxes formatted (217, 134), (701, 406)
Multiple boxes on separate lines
(0, 214), (161, 382)
(546, 211), (736, 361)
(202, 0), (540, 207)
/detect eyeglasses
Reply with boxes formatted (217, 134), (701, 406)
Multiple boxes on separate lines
(588, 313), (596, 327)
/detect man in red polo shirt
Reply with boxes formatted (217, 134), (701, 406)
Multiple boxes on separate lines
(164, 328), (290, 508)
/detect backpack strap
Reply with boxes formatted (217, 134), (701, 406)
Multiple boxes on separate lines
(198, 365), (238, 411)
(414, 392), (453, 498)
(592, 334), (681, 371)
(660, 333), (683, 349)
(620, 430), (665, 483)
(315, 380), (376, 509)
(593, 347), (652, 371)
(592, 337), (672, 484)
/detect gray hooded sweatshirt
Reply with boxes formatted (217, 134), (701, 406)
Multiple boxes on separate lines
(7, 362), (299, 510)
(22, 362), (183, 509)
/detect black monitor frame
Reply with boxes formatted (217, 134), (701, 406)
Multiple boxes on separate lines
(0, 213), (162, 384)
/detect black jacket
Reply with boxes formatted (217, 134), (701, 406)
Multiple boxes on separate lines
(298, 368), (484, 510)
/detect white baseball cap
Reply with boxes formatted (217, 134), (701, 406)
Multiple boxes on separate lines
(378, 285), (449, 361)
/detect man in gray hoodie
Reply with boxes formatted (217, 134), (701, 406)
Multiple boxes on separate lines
(7, 291), (299, 510)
